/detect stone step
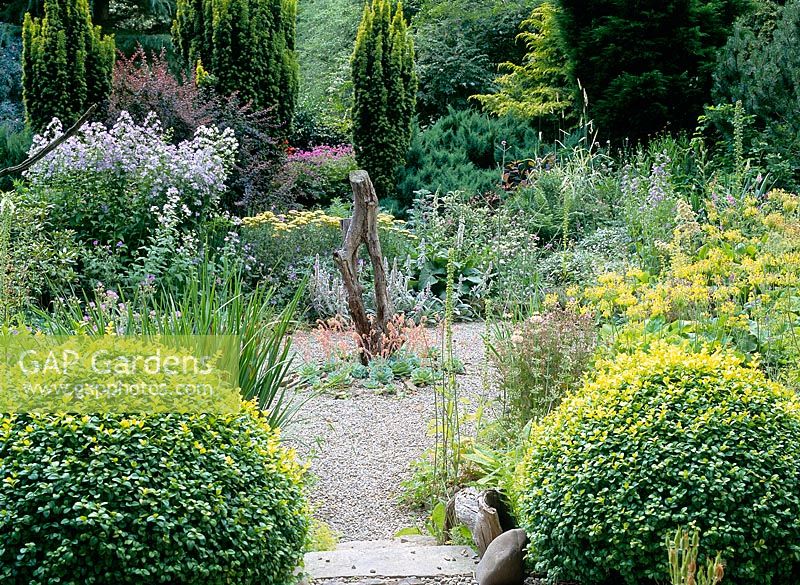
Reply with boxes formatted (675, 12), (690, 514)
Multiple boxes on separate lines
(303, 542), (479, 580)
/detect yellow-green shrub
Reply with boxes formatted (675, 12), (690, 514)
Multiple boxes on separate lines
(515, 343), (800, 585)
(0, 404), (309, 584)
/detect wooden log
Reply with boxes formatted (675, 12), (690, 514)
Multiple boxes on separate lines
(333, 170), (394, 364)
(449, 488), (511, 556)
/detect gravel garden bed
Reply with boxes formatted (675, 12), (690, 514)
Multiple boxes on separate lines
(286, 322), (494, 540)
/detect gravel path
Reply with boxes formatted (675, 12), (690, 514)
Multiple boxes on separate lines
(311, 578), (476, 585)
(309, 577), (546, 585)
(285, 322), (494, 541)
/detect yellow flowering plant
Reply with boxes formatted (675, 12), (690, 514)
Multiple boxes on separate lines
(575, 190), (800, 386)
(239, 207), (417, 310)
(242, 208), (415, 240)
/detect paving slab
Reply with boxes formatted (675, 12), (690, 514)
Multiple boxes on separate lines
(304, 544), (479, 579)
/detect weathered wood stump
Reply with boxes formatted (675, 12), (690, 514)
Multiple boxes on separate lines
(333, 170), (394, 364)
(446, 487), (515, 556)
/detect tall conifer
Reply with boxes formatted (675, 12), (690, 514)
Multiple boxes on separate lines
(172, 0), (298, 127)
(22, 0), (114, 130)
(351, 0), (416, 199)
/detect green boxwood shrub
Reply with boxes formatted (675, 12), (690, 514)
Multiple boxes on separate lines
(0, 404), (309, 584)
(514, 342), (800, 585)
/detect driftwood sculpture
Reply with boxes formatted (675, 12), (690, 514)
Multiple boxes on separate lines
(334, 170), (394, 364)
(447, 487), (516, 556)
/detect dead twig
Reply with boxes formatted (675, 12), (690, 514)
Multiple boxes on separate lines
(0, 104), (98, 179)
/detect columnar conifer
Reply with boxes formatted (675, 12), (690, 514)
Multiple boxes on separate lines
(351, 0), (416, 199)
(22, 0), (114, 130)
(172, 0), (298, 127)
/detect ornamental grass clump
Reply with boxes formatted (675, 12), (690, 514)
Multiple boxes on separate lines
(0, 405), (310, 585)
(515, 342), (800, 585)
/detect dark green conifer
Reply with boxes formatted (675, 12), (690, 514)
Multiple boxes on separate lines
(22, 0), (114, 130)
(555, 0), (749, 141)
(172, 0), (298, 127)
(351, 0), (416, 199)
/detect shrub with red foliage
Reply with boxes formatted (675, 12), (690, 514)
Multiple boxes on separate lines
(213, 93), (286, 213)
(107, 44), (288, 213)
(107, 46), (213, 143)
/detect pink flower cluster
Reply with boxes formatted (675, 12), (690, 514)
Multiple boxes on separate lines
(287, 144), (354, 164)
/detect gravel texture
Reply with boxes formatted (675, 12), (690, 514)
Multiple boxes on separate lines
(310, 578), (476, 585)
(285, 322), (494, 541)
(307, 577), (546, 585)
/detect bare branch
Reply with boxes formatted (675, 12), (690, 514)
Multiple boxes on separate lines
(0, 104), (99, 179)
